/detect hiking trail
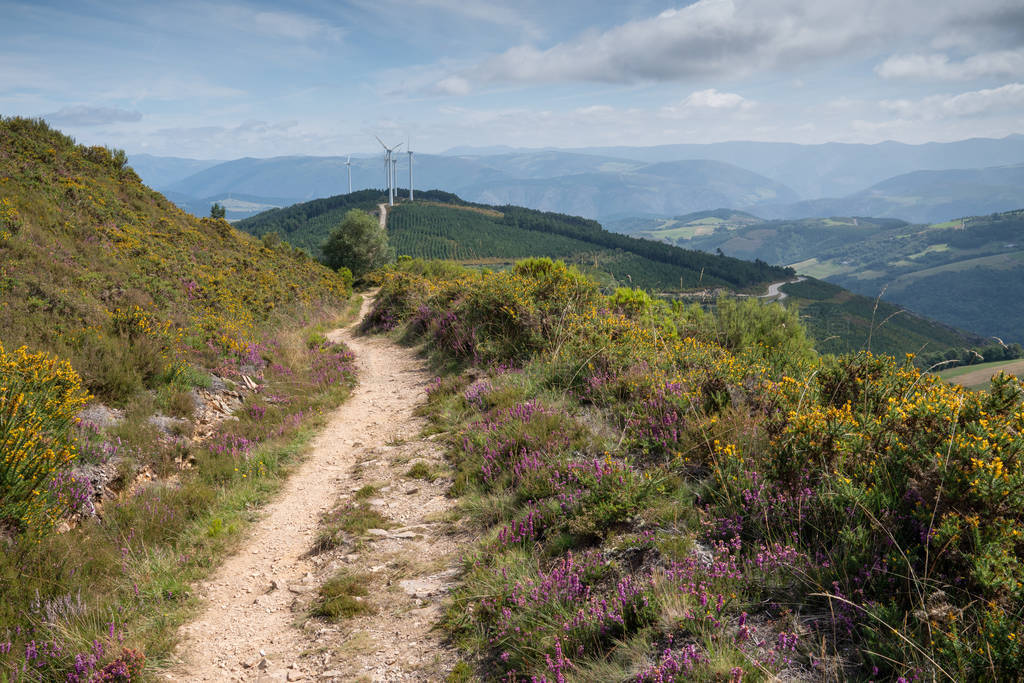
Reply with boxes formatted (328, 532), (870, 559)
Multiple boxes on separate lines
(164, 295), (462, 682)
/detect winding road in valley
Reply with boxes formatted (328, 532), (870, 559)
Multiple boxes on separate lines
(760, 275), (806, 301)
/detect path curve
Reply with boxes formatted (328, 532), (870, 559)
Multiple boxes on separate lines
(164, 297), (460, 682)
(761, 275), (806, 301)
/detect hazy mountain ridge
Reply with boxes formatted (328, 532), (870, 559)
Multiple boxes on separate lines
(757, 163), (1024, 223)
(132, 135), (1024, 223)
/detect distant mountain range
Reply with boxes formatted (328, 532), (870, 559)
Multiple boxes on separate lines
(128, 135), (1024, 223)
(756, 163), (1024, 224)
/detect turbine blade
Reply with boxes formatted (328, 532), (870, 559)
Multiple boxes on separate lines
(375, 135), (387, 150)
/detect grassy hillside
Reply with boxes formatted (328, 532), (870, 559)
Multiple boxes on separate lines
(0, 117), (348, 402)
(366, 258), (1024, 680)
(0, 117), (357, 679)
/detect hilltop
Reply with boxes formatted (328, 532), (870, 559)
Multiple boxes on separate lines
(238, 193), (792, 292)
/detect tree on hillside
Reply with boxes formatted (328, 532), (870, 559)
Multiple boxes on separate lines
(321, 208), (389, 277)
(210, 202), (226, 219)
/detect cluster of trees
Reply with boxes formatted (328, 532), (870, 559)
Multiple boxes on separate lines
(918, 342), (1024, 370)
(234, 190), (384, 254)
(321, 209), (390, 278)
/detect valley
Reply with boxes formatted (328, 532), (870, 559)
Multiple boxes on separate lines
(626, 208), (1024, 344)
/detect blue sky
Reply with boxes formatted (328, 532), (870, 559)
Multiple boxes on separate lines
(3, 0), (1024, 157)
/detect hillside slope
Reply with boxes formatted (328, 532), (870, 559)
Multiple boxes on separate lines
(0, 117), (349, 400)
(0, 117), (361, 681)
(778, 277), (987, 358)
(237, 193), (792, 291)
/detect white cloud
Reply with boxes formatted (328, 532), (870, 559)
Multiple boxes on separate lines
(433, 76), (471, 96)
(211, 5), (344, 42)
(443, 0), (1024, 88)
(660, 88), (754, 119)
(876, 50), (1024, 80)
(881, 83), (1024, 118)
(679, 88), (752, 109)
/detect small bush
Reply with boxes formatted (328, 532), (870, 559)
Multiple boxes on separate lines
(311, 569), (374, 620)
(405, 462), (439, 482)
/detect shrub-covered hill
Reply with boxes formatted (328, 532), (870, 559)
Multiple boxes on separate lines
(367, 258), (1024, 680)
(237, 192), (793, 292)
(0, 116), (349, 401)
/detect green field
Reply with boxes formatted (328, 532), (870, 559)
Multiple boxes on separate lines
(937, 358), (1024, 390)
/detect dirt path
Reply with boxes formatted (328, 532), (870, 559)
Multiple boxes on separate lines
(378, 203), (387, 231)
(164, 297), (462, 682)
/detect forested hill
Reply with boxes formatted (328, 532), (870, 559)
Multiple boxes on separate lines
(238, 192), (792, 292)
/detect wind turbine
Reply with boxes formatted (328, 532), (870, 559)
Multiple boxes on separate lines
(375, 136), (402, 206)
(345, 155), (352, 194)
(407, 138), (414, 202)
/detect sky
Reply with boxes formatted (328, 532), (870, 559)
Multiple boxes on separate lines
(2, 0), (1024, 158)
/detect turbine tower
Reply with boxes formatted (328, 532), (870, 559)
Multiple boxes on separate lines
(374, 136), (402, 206)
(345, 155), (352, 194)
(391, 156), (398, 201)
